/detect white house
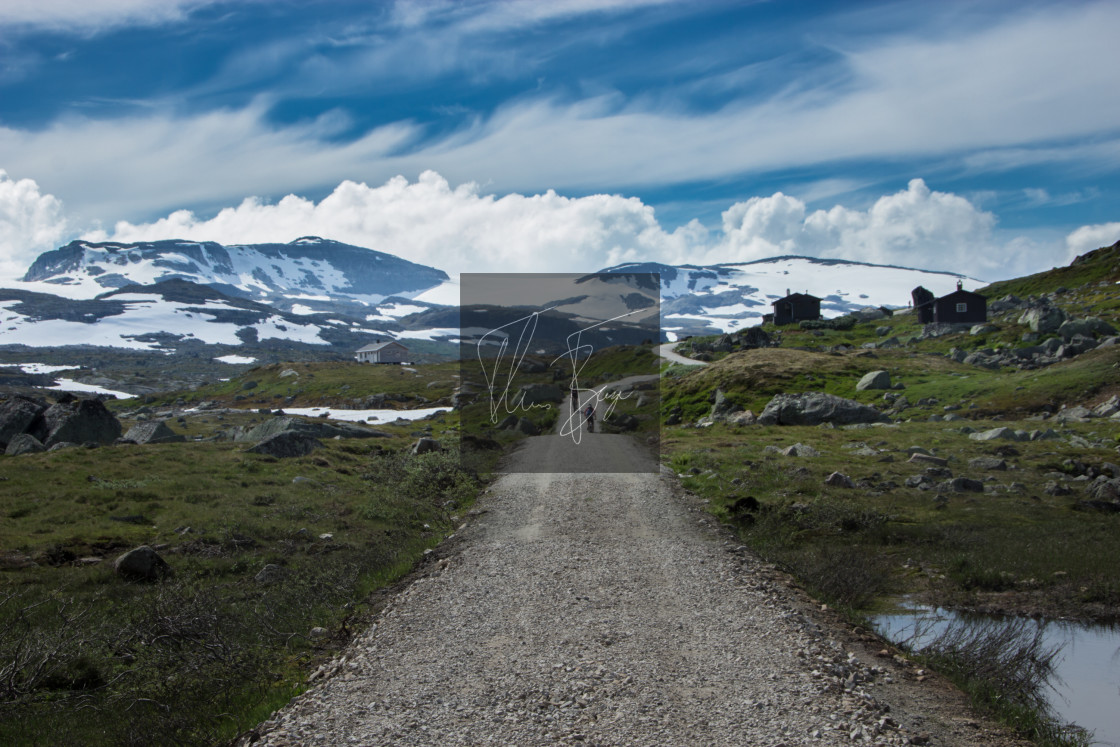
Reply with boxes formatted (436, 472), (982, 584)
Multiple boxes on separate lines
(355, 340), (410, 364)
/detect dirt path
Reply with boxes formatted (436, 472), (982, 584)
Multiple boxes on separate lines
(243, 431), (1028, 746)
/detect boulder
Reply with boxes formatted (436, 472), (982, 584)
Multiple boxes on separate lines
(709, 389), (743, 421)
(247, 431), (322, 458)
(757, 392), (890, 427)
(238, 416), (390, 442)
(969, 427), (1024, 442)
(856, 371), (892, 391)
(781, 443), (820, 457)
(114, 545), (172, 581)
(970, 324), (999, 336)
(1086, 477), (1120, 502)
(1058, 317), (1117, 340)
(40, 398), (122, 448)
(968, 457), (1008, 471)
(940, 477), (985, 493)
(1018, 305), (1066, 334)
(908, 453), (949, 467)
(603, 412), (639, 432)
(1053, 406), (1093, 422)
(0, 395), (48, 447)
(726, 410), (757, 426)
(411, 437), (441, 455)
(5, 433), (45, 456)
(824, 471), (855, 488)
(123, 421), (186, 444)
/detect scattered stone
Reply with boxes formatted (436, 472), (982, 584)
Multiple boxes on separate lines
(970, 324), (998, 336)
(515, 417), (541, 436)
(969, 427), (1023, 442)
(968, 457), (1008, 471)
(908, 453), (948, 467)
(1018, 305), (1066, 334)
(114, 545), (172, 581)
(824, 472), (855, 488)
(411, 437), (442, 455)
(247, 431), (323, 458)
(1044, 481), (1073, 497)
(781, 443), (820, 457)
(856, 370), (892, 391)
(40, 398), (122, 447)
(757, 392), (890, 426)
(940, 477), (984, 493)
(0, 395), (48, 448)
(123, 420), (186, 444)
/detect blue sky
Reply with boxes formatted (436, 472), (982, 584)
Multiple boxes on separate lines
(0, 0), (1118, 282)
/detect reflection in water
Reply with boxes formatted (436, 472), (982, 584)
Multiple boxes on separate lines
(873, 603), (1120, 746)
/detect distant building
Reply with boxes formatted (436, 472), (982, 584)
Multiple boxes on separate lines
(356, 340), (410, 364)
(771, 290), (822, 326)
(911, 281), (986, 325)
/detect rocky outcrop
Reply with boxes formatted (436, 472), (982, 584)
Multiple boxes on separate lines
(0, 395), (48, 447)
(757, 392), (890, 426)
(234, 416), (390, 442)
(123, 420), (186, 444)
(5, 433), (45, 456)
(247, 431), (322, 458)
(39, 398), (122, 447)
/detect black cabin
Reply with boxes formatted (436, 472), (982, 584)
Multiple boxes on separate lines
(912, 281), (986, 325)
(771, 291), (821, 326)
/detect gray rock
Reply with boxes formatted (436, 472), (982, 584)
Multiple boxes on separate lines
(4, 433), (45, 456)
(757, 392), (890, 426)
(0, 395), (48, 447)
(1053, 405), (1093, 422)
(114, 545), (172, 581)
(969, 427), (1023, 442)
(781, 443), (820, 458)
(238, 416), (390, 442)
(726, 410), (757, 426)
(247, 431), (322, 458)
(905, 475), (933, 489)
(908, 453), (948, 467)
(1044, 481), (1073, 497)
(940, 477), (984, 493)
(40, 398), (122, 447)
(970, 324), (999, 336)
(709, 389), (743, 421)
(411, 437), (442, 455)
(123, 420), (186, 444)
(968, 457), (1008, 471)
(1018, 305), (1067, 334)
(516, 417), (541, 436)
(1058, 317), (1117, 340)
(856, 370), (892, 391)
(824, 471), (855, 488)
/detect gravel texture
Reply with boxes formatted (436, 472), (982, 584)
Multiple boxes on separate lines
(244, 431), (1027, 746)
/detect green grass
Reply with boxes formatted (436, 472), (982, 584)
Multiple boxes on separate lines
(0, 423), (495, 746)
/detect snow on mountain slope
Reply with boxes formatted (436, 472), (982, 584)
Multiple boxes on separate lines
(21, 236), (449, 311)
(603, 256), (982, 338)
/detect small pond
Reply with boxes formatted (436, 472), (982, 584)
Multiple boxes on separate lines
(873, 603), (1120, 745)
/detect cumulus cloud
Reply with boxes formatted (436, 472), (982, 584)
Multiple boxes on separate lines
(1065, 222), (1120, 263)
(85, 170), (700, 274)
(0, 170), (67, 282)
(78, 172), (1081, 282)
(704, 179), (1009, 275)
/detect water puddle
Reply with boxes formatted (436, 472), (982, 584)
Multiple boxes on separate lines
(873, 603), (1120, 745)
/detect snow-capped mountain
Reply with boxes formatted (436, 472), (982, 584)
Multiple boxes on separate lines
(22, 236), (448, 314)
(603, 256), (982, 339)
(1, 236), (989, 355)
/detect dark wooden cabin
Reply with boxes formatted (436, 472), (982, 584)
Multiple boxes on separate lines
(771, 291), (821, 326)
(933, 282), (987, 324)
(912, 281), (986, 325)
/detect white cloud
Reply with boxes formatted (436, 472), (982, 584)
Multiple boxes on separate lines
(0, 0), (217, 33)
(1065, 222), (1120, 263)
(0, 170), (67, 282)
(78, 172), (1079, 283)
(85, 170), (699, 274)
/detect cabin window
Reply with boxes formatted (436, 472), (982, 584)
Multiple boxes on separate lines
(956, 302), (967, 313)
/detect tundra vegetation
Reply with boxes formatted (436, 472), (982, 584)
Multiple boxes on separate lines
(660, 242), (1120, 745)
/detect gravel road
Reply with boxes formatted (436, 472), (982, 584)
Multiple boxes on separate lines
(243, 428), (1027, 746)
